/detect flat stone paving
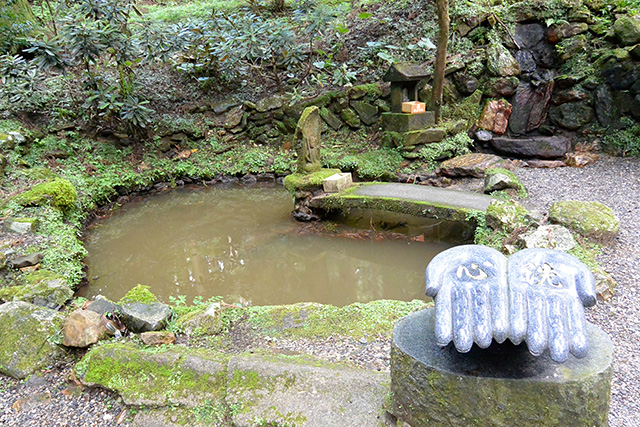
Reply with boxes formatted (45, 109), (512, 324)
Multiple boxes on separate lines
(353, 183), (493, 212)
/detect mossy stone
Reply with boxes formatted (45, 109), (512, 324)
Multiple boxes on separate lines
(485, 199), (530, 233)
(487, 42), (520, 77)
(76, 343), (228, 406)
(613, 15), (640, 46)
(12, 178), (77, 212)
(549, 200), (620, 243)
(340, 108), (361, 129)
(283, 169), (341, 194)
(0, 269), (72, 309)
(0, 301), (65, 379)
(120, 284), (159, 305)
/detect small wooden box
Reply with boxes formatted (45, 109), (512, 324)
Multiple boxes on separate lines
(402, 101), (426, 114)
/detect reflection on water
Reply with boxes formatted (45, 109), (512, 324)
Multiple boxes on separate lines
(83, 184), (461, 306)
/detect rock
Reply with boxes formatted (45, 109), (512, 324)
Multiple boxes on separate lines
(549, 200), (620, 243)
(140, 331), (176, 346)
(487, 42), (520, 77)
(526, 159), (567, 168)
(0, 131), (25, 149)
(0, 153), (6, 174)
(547, 22), (588, 42)
(490, 135), (571, 159)
(391, 308), (613, 427)
(551, 88), (590, 105)
(0, 253), (5, 270)
(519, 225), (576, 251)
(477, 100), (512, 135)
(340, 108), (361, 128)
(515, 50), (537, 73)
(77, 343), (227, 406)
(0, 270), (72, 309)
(10, 252), (44, 268)
(63, 309), (110, 348)
(515, 23), (545, 49)
(454, 74), (478, 95)
(483, 170), (521, 193)
(240, 173), (257, 185)
(485, 199), (530, 233)
(175, 303), (223, 336)
(509, 81), (555, 134)
(222, 105), (244, 130)
(592, 265), (616, 302)
(381, 112), (435, 132)
(439, 153), (505, 178)
(475, 129), (493, 142)
(351, 101), (378, 126)
(0, 301), (65, 379)
(487, 77), (519, 97)
(630, 44), (640, 60)
(613, 15), (640, 46)
(255, 95), (289, 112)
(319, 107), (342, 131)
(549, 102), (594, 131)
(120, 302), (173, 333)
(87, 295), (123, 316)
(294, 106), (322, 174)
(228, 355), (389, 427)
(385, 128), (446, 147)
(211, 101), (241, 115)
(4, 218), (38, 234)
(565, 151), (599, 167)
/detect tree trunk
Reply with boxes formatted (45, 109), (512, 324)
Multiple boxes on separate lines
(431, 0), (449, 123)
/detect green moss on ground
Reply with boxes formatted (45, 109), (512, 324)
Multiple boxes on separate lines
(485, 167), (528, 198)
(549, 200), (620, 242)
(12, 179), (77, 212)
(225, 299), (429, 340)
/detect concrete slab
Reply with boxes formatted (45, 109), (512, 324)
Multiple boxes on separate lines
(353, 183), (493, 212)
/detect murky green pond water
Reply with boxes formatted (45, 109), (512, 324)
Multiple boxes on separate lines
(83, 184), (463, 306)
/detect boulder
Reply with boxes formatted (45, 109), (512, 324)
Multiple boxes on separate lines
(439, 153), (505, 178)
(4, 218), (37, 234)
(515, 23), (545, 49)
(340, 108), (361, 129)
(483, 170), (522, 194)
(319, 107), (342, 131)
(490, 135), (571, 159)
(255, 95), (289, 112)
(487, 42), (520, 77)
(486, 77), (519, 98)
(549, 102), (594, 131)
(87, 295), (123, 316)
(120, 302), (173, 333)
(519, 225), (576, 251)
(0, 301), (65, 379)
(63, 309), (110, 347)
(477, 100), (512, 135)
(547, 22), (588, 42)
(565, 151), (599, 167)
(221, 105), (245, 130)
(549, 200), (620, 243)
(509, 81), (555, 134)
(613, 15), (640, 46)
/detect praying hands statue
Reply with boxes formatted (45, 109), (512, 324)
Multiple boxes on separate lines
(425, 245), (597, 363)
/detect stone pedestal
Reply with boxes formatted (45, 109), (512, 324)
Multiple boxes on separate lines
(391, 308), (612, 426)
(381, 112), (435, 133)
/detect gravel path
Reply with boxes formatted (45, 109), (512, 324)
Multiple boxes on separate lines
(515, 155), (640, 427)
(0, 155), (638, 426)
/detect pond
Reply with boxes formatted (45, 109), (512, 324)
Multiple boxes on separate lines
(83, 184), (466, 306)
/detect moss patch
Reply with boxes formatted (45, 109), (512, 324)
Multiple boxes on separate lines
(549, 200), (620, 243)
(120, 284), (160, 305)
(283, 168), (341, 194)
(76, 342), (228, 406)
(226, 299), (429, 340)
(485, 167), (528, 198)
(12, 179), (77, 212)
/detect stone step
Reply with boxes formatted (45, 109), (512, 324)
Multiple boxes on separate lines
(382, 127), (447, 148)
(381, 111), (435, 132)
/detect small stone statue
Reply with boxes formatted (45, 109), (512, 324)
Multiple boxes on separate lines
(425, 245), (596, 362)
(295, 106), (322, 174)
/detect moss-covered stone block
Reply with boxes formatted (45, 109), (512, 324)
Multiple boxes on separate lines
(12, 178), (77, 212)
(76, 343), (228, 406)
(120, 284), (160, 305)
(340, 107), (361, 128)
(380, 112), (435, 132)
(484, 167), (528, 198)
(549, 200), (620, 243)
(391, 308), (613, 427)
(283, 169), (341, 194)
(0, 301), (66, 379)
(614, 15), (640, 46)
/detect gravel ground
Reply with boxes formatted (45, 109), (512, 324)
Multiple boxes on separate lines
(514, 155), (640, 427)
(0, 154), (638, 426)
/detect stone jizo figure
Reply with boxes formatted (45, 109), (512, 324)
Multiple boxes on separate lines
(425, 245), (596, 362)
(295, 106), (322, 174)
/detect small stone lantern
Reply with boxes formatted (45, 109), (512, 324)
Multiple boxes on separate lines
(382, 62), (429, 113)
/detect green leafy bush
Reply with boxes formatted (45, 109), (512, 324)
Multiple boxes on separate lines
(601, 119), (640, 157)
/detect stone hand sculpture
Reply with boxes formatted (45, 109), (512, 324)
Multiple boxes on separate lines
(425, 245), (597, 363)
(425, 245), (509, 353)
(507, 248), (596, 362)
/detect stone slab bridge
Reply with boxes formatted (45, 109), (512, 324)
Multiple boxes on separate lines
(309, 182), (494, 223)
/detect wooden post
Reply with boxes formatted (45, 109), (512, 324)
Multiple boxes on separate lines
(431, 0), (449, 123)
